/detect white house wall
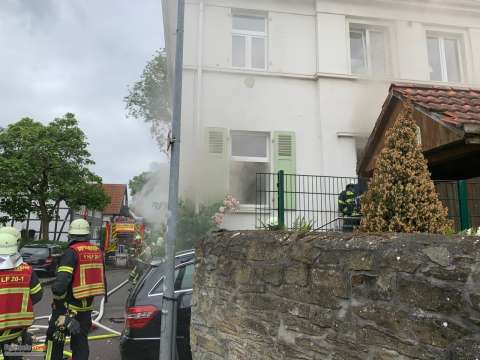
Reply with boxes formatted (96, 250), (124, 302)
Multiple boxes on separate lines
(316, 13), (349, 75)
(268, 12), (317, 75)
(470, 28), (480, 83)
(164, 0), (480, 230)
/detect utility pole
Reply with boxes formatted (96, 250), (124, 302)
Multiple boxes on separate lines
(159, 0), (185, 358)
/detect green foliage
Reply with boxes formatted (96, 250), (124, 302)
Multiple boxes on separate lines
(0, 114), (110, 240)
(124, 50), (170, 152)
(259, 221), (286, 231)
(139, 200), (220, 257)
(144, 226), (166, 258)
(176, 200), (221, 252)
(360, 103), (452, 234)
(129, 171), (151, 197)
(292, 217), (314, 234)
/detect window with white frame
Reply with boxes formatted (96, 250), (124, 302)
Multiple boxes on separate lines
(230, 131), (269, 204)
(427, 34), (463, 82)
(349, 24), (388, 76)
(232, 13), (267, 70)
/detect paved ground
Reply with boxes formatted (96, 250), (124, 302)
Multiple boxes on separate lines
(24, 268), (131, 359)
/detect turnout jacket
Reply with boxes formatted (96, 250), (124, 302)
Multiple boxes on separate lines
(52, 241), (105, 312)
(0, 263), (43, 342)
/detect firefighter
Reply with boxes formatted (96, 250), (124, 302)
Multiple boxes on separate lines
(338, 184), (361, 231)
(45, 219), (105, 360)
(128, 243), (152, 286)
(0, 231), (43, 360)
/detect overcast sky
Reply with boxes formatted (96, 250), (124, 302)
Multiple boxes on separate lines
(0, 0), (165, 184)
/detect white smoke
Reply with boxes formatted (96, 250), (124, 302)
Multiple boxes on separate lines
(130, 162), (170, 231)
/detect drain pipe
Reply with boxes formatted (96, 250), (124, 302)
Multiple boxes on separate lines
(194, 0), (205, 213)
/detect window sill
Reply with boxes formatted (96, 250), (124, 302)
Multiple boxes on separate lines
(231, 204), (258, 214)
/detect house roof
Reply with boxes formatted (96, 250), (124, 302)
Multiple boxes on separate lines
(391, 83), (480, 127)
(102, 184), (127, 215)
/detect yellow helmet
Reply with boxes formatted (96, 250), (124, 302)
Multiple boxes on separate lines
(69, 219), (90, 236)
(0, 233), (18, 255)
(0, 226), (21, 241)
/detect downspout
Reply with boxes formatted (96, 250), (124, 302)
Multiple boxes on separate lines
(194, 0), (205, 213)
(314, 0), (326, 175)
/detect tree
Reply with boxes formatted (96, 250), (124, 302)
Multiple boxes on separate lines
(176, 200), (221, 252)
(360, 103), (451, 234)
(0, 114), (110, 240)
(124, 50), (170, 152)
(129, 172), (150, 197)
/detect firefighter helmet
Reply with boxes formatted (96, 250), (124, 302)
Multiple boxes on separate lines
(0, 233), (19, 255)
(0, 226), (21, 241)
(69, 219), (90, 236)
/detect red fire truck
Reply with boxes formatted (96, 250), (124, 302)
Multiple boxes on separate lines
(104, 218), (145, 266)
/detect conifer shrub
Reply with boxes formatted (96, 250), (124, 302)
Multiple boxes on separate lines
(360, 103), (452, 234)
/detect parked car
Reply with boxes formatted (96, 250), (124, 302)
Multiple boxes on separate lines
(120, 250), (195, 360)
(20, 244), (63, 276)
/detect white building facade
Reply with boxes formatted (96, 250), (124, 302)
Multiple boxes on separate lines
(162, 0), (480, 229)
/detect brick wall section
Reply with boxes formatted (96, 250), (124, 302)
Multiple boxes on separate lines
(191, 231), (480, 359)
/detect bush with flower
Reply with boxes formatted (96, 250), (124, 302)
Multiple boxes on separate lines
(213, 195), (240, 227)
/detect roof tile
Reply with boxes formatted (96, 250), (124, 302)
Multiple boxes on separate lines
(102, 184), (127, 215)
(392, 83), (480, 126)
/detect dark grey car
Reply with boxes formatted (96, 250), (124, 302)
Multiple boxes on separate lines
(120, 250), (195, 360)
(20, 244), (62, 276)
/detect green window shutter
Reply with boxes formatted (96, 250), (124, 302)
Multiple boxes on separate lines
(274, 131), (296, 174)
(273, 132), (296, 210)
(203, 127), (228, 204)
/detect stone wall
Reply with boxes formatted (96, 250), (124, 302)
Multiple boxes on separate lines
(191, 231), (480, 359)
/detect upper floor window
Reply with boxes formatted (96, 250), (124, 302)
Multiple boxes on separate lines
(427, 34), (463, 83)
(232, 13), (267, 70)
(349, 24), (388, 76)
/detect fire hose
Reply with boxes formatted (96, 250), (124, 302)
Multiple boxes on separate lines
(0, 277), (130, 359)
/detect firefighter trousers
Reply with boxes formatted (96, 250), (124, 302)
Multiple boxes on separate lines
(45, 309), (92, 360)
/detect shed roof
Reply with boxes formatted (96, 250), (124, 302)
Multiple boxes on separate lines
(358, 83), (480, 180)
(102, 184), (128, 215)
(391, 83), (480, 127)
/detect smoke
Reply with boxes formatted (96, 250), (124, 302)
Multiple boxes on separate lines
(130, 162), (170, 231)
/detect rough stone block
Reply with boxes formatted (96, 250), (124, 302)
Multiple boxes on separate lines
(342, 251), (376, 271)
(378, 248), (422, 273)
(286, 263), (308, 286)
(422, 246), (451, 267)
(397, 276), (464, 313)
(446, 335), (480, 360)
(260, 265), (284, 286)
(351, 272), (396, 301)
(311, 269), (349, 299)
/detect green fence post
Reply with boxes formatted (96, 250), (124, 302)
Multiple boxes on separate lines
(278, 170), (285, 228)
(457, 180), (471, 231)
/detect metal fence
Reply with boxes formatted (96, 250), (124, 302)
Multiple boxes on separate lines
(435, 179), (480, 232)
(255, 172), (363, 231)
(255, 172), (480, 232)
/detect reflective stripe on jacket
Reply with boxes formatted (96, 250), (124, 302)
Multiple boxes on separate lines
(70, 243), (105, 300)
(0, 263), (34, 331)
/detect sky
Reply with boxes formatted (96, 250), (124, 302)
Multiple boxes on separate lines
(0, 0), (165, 184)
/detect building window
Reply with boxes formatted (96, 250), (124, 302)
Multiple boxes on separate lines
(232, 13), (267, 70)
(427, 34), (462, 82)
(349, 24), (388, 76)
(230, 131), (269, 204)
